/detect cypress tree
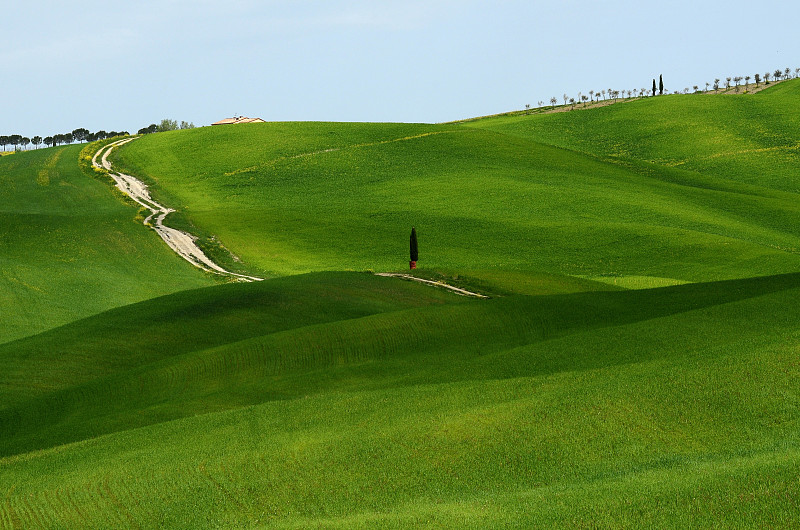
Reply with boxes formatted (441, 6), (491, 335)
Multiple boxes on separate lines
(652, 79), (657, 96)
(410, 227), (418, 262)
(659, 74), (664, 95)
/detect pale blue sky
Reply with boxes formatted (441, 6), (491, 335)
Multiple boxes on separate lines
(2, 0), (798, 138)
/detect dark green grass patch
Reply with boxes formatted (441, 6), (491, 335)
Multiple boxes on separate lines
(3, 271), (799, 459)
(1, 271), (799, 527)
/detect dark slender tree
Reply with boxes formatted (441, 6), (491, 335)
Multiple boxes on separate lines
(659, 75), (664, 95)
(652, 78), (657, 96)
(410, 227), (418, 269)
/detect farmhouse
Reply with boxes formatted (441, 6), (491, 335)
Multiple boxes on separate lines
(212, 116), (266, 125)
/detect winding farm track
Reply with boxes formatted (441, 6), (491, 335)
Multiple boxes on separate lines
(92, 138), (263, 281)
(374, 273), (488, 298)
(93, 138), (487, 297)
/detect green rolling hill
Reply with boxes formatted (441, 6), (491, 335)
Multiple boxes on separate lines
(0, 144), (214, 344)
(111, 83), (800, 287)
(1, 80), (799, 527)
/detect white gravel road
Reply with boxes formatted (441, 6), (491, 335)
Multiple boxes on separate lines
(92, 138), (263, 282)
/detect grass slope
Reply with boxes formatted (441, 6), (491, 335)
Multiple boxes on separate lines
(113, 86), (800, 285)
(0, 145), (213, 343)
(1, 271), (799, 527)
(2, 82), (800, 527)
(468, 79), (800, 193)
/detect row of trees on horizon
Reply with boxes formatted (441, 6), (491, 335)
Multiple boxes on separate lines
(137, 119), (195, 135)
(1, 119), (197, 152)
(527, 66), (800, 110)
(0, 129), (129, 152)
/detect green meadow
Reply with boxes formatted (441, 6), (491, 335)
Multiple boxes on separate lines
(1, 80), (800, 527)
(0, 144), (213, 343)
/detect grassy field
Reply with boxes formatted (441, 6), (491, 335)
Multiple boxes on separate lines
(0, 144), (214, 343)
(1, 80), (799, 527)
(1, 271), (799, 527)
(112, 83), (800, 286)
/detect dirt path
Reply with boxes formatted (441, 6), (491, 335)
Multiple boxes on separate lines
(94, 139), (488, 297)
(374, 273), (488, 298)
(93, 139), (263, 282)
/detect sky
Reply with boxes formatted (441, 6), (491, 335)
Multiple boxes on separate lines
(1, 0), (799, 138)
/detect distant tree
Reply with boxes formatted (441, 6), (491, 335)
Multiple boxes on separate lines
(563, 94), (568, 106)
(785, 67), (791, 79)
(95, 131), (108, 140)
(71, 128), (89, 143)
(795, 67), (800, 79)
(652, 79), (656, 96)
(589, 90), (594, 102)
(64, 133), (74, 144)
(569, 97), (575, 109)
(725, 77), (731, 89)
(774, 69), (782, 81)
(21, 137), (30, 150)
(10, 134), (22, 150)
(744, 75), (750, 89)
(705, 82), (710, 92)
(659, 74), (664, 95)
(550, 96), (557, 106)
(157, 119), (179, 132)
(627, 90), (632, 98)
(32, 136), (42, 149)
(581, 94), (588, 106)
(525, 104), (530, 110)
(410, 227), (418, 266)
(537, 101), (543, 108)
(43, 136), (53, 147)
(754, 73), (761, 87)
(601, 89), (606, 100)
(764, 71), (771, 84)
(714, 78), (720, 92)
(0, 136), (8, 151)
